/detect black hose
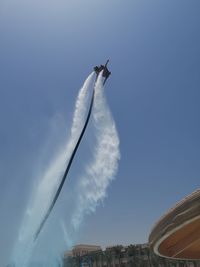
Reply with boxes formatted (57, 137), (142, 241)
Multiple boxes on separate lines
(34, 87), (96, 241)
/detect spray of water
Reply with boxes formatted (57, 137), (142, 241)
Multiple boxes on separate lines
(12, 72), (95, 267)
(71, 74), (120, 230)
(11, 71), (120, 267)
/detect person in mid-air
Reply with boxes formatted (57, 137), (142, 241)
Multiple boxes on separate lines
(94, 60), (111, 84)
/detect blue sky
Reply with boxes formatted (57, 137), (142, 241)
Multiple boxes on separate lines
(0, 0), (200, 264)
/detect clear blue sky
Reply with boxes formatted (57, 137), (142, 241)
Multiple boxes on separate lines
(0, 0), (200, 264)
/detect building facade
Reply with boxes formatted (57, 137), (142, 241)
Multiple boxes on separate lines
(66, 244), (102, 258)
(64, 244), (200, 267)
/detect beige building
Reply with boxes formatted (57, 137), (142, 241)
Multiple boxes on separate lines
(66, 244), (102, 258)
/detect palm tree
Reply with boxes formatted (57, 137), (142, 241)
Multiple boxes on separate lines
(143, 246), (152, 267)
(105, 248), (112, 267)
(126, 245), (137, 259)
(112, 245), (123, 267)
(88, 252), (96, 267)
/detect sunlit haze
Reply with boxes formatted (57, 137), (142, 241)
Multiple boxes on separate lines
(0, 0), (200, 266)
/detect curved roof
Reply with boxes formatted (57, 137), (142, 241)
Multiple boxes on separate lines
(149, 189), (200, 260)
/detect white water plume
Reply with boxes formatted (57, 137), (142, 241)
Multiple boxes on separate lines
(12, 72), (95, 267)
(61, 220), (74, 249)
(72, 74), (120, 230)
